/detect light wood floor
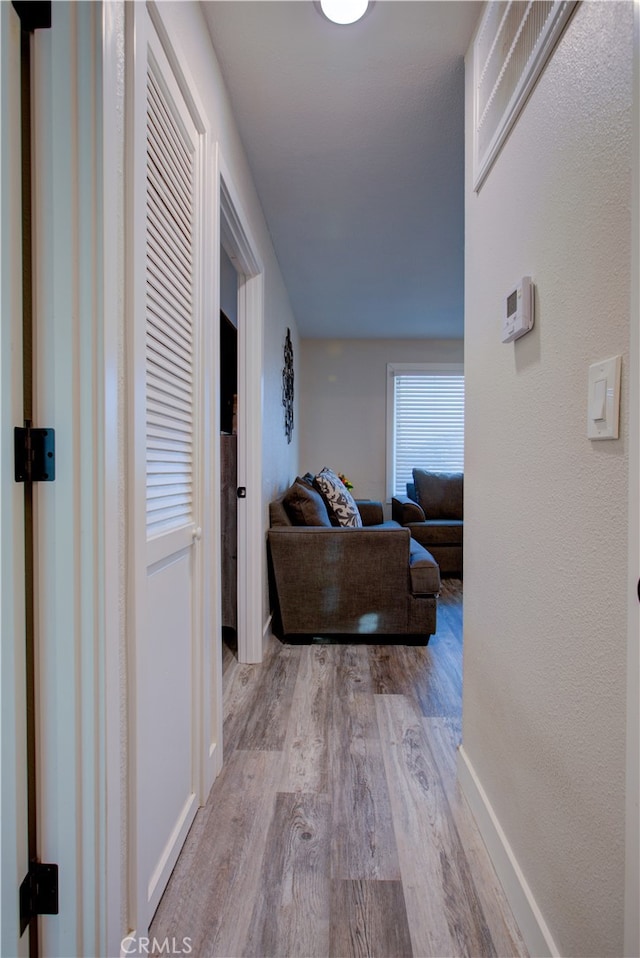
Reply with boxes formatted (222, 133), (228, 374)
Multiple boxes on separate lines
(150, 581), (528, 958)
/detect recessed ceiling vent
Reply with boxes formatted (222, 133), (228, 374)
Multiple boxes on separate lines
(473, 0), (577, 191)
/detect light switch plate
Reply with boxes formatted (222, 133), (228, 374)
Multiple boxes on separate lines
(587, 355), (621, 440)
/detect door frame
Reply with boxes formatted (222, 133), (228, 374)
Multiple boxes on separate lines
(219, 156), (265, 665)
(102, 3), (126, 954)
(0, 4), (29, 955)
(28, 3), (115, 955)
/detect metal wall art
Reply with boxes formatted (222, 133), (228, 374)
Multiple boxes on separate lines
(282, 328), (294, 443)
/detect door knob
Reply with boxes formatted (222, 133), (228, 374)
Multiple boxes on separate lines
(192, 526), (202, 541)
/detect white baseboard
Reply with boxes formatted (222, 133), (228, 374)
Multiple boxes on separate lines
(262, 613), (273, 655)
(457, 745), (560, 958)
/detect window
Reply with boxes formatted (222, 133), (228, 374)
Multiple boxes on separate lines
(387, 363), (464, 499)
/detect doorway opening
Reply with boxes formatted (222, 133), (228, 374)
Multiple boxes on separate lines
(220, 247), (238, 656)
(219, 164), (264, 665)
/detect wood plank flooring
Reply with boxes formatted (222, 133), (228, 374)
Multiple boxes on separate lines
(150, 581), (528, 958)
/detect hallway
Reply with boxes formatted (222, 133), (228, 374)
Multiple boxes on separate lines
(150, 582), (527, 957)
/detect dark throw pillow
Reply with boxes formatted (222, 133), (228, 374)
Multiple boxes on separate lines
(283, 479), (332, 526)
(412, 468), (463, 520)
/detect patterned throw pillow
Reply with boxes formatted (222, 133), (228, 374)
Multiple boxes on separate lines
(313, 467), (362, 528)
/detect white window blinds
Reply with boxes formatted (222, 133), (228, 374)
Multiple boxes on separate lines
(388, 365), (464, 498)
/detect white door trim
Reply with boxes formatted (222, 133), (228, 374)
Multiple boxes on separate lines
(102, 3), (126, 955)
(30, 3), (109, 954)
(0, 4), (29, 955)
(219, 158), (265, 665)
(624, 3), (640, 954)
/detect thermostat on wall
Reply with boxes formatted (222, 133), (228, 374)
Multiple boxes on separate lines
(502, 276), (534, 343)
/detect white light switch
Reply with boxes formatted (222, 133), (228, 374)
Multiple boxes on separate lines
(591, 379), (607, 421)
(587, 356), (621, 440)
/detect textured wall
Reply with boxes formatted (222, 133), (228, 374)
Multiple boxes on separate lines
(463, 3), (632, 955)
(299, 338), (463, 508)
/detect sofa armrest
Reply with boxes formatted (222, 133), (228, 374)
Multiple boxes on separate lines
(267, 526), (412, 634)
(392, 494), (425, 525)
(356, 500), (384, 525)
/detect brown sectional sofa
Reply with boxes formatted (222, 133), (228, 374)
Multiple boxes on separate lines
(268, 478), (440, 643)
(392, 469), (463, 578)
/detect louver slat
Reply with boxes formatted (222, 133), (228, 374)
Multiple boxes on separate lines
(147, 77), (192, 182)
(147, 331), (192, 381)
(147, 287), (192, 341)
(147, 227), (193, 306)
(145, 68), (195, 538)
(473, 0), (577, 189)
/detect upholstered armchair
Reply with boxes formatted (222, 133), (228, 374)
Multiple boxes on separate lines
(392, 469), (463, 578)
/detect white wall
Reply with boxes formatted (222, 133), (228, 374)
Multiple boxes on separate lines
(462, 4), (632, 956)
(300, 338), (463, 507)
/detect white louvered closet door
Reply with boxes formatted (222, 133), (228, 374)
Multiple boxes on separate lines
(133, 13), (203, 933)
(146, 65), (195, 543)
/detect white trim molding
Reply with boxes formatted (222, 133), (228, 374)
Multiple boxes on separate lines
(102, 1), (127, 954)
(0, 5), (29, 955)
(31, 3), (112, 953)
(219, 155), (265, 665)
(457, 746), (560, 958)
(262, 613), (273, 657)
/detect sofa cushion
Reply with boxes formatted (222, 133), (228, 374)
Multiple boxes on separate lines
(408, 538), (441, 594)
(413, 469), (463, 520)
(355, 501), (385, 526)
(407, 519), (463, 547)
(313, 467), (362, 528)
(283, 479), (332, 527)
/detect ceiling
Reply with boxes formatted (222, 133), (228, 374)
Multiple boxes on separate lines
(202, 1), (480, 339)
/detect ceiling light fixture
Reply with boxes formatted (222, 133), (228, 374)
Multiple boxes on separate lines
(319, 0), (369, 25)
